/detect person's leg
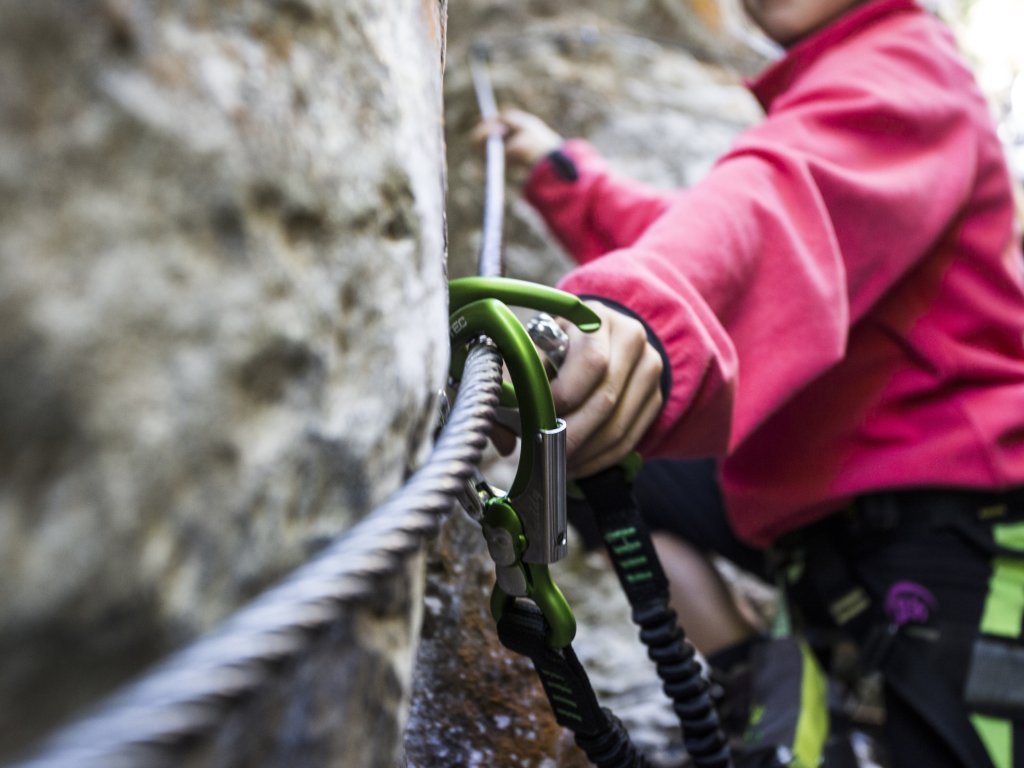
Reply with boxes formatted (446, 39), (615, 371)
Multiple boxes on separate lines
(634, 458), (768, 658)
(651, 532), (760, 655)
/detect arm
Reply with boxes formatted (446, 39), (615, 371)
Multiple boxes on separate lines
(556, 33), (982, 462)
(481, 107), (674, 262)
(525, 140), (676, 264)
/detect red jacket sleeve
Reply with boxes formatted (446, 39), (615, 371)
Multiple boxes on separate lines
(524, 140), (676, 264)
(531, 23), (981, 459)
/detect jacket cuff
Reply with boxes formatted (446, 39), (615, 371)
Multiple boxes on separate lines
(546, 148), (579, 182)
(575, 295), (673, 407)
(525, 139), (603, 198)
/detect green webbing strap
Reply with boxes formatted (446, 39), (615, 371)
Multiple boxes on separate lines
(576, 465), (733, 768)
(792, 641), (829, 767)
(579, 466), (669, 606)
(744, 637), (828, 768)
(495, 601), (651, 768)
(970, 521), (1024, 768)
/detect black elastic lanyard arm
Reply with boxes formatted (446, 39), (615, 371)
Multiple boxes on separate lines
(577, 465), (733, 768)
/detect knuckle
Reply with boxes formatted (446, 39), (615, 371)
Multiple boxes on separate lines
(623, 317), (647, 347)
(595, 384), (619, 417)
(640, 347), (663, 381)
(579, 341), (611, 377)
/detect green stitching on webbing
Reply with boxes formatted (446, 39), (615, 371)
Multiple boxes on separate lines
(555, 707), (583, 722)
(551, 694), (578, 708)
(606, 526), (644, 558)
(619, 556), (648, 569)
(625, 571), (654, 584)
(605, 526), (637, 542)
(543, 680), (573, 696)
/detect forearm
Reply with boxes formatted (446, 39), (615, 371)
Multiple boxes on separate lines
(525, 140), (676, 264)
(558, 153), (849, 457)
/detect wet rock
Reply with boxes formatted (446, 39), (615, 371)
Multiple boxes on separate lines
(404, 511), (589, 768)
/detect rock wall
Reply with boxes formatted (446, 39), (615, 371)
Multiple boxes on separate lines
(0, 1), (448, 765)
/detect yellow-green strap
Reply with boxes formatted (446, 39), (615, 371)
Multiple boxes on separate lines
(971, 521), (1024, 768)
(792, 640), (830, 768)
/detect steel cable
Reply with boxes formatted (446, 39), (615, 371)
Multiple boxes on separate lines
(469, 46), (505, 278)
(14, 343), (503, 768)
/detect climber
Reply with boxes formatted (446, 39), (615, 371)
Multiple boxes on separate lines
(476, 0), (1024, 765)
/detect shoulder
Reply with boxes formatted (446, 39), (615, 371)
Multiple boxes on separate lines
(801, 12), (975, 106)
(752, 2), (977, 115)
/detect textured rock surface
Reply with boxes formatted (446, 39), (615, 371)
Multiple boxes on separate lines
(0, 0), (448, 764)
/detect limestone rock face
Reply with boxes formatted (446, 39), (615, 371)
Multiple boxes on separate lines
(0, 0), (448, 764)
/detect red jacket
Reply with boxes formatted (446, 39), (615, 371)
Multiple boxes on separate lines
(524, 0), (1024, 546)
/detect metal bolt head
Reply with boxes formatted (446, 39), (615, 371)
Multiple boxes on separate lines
(526, 312), (569, 377)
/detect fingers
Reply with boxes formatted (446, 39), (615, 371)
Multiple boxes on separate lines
(471, 109), (564, 168)
(471, 117), (504, 144)
(503, 110), (564, 166)
(548, 319), (612, 416)
(549, 302), (665, 477)
(568, 348), (663, 477)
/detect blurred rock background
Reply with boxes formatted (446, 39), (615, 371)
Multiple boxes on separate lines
(443, 0), (767, 285)
(0, 1), (447, 765)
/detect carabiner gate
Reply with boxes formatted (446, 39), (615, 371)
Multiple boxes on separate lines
(448, 277), (600, 648)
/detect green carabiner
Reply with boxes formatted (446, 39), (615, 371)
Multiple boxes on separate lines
(450, 297), (556, 491)
(447, 281), (600, 649)
(450, 277), (603, 333)
(481, 499), (577, 649)
(448, 276), (601, 426)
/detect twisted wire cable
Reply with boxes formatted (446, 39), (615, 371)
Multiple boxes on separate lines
(469, 46), (505, 278)
(15, 343), (503, 768)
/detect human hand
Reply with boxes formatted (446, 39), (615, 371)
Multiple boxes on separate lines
(473, 109), (564, 170)
(549, 301), (664, 478)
